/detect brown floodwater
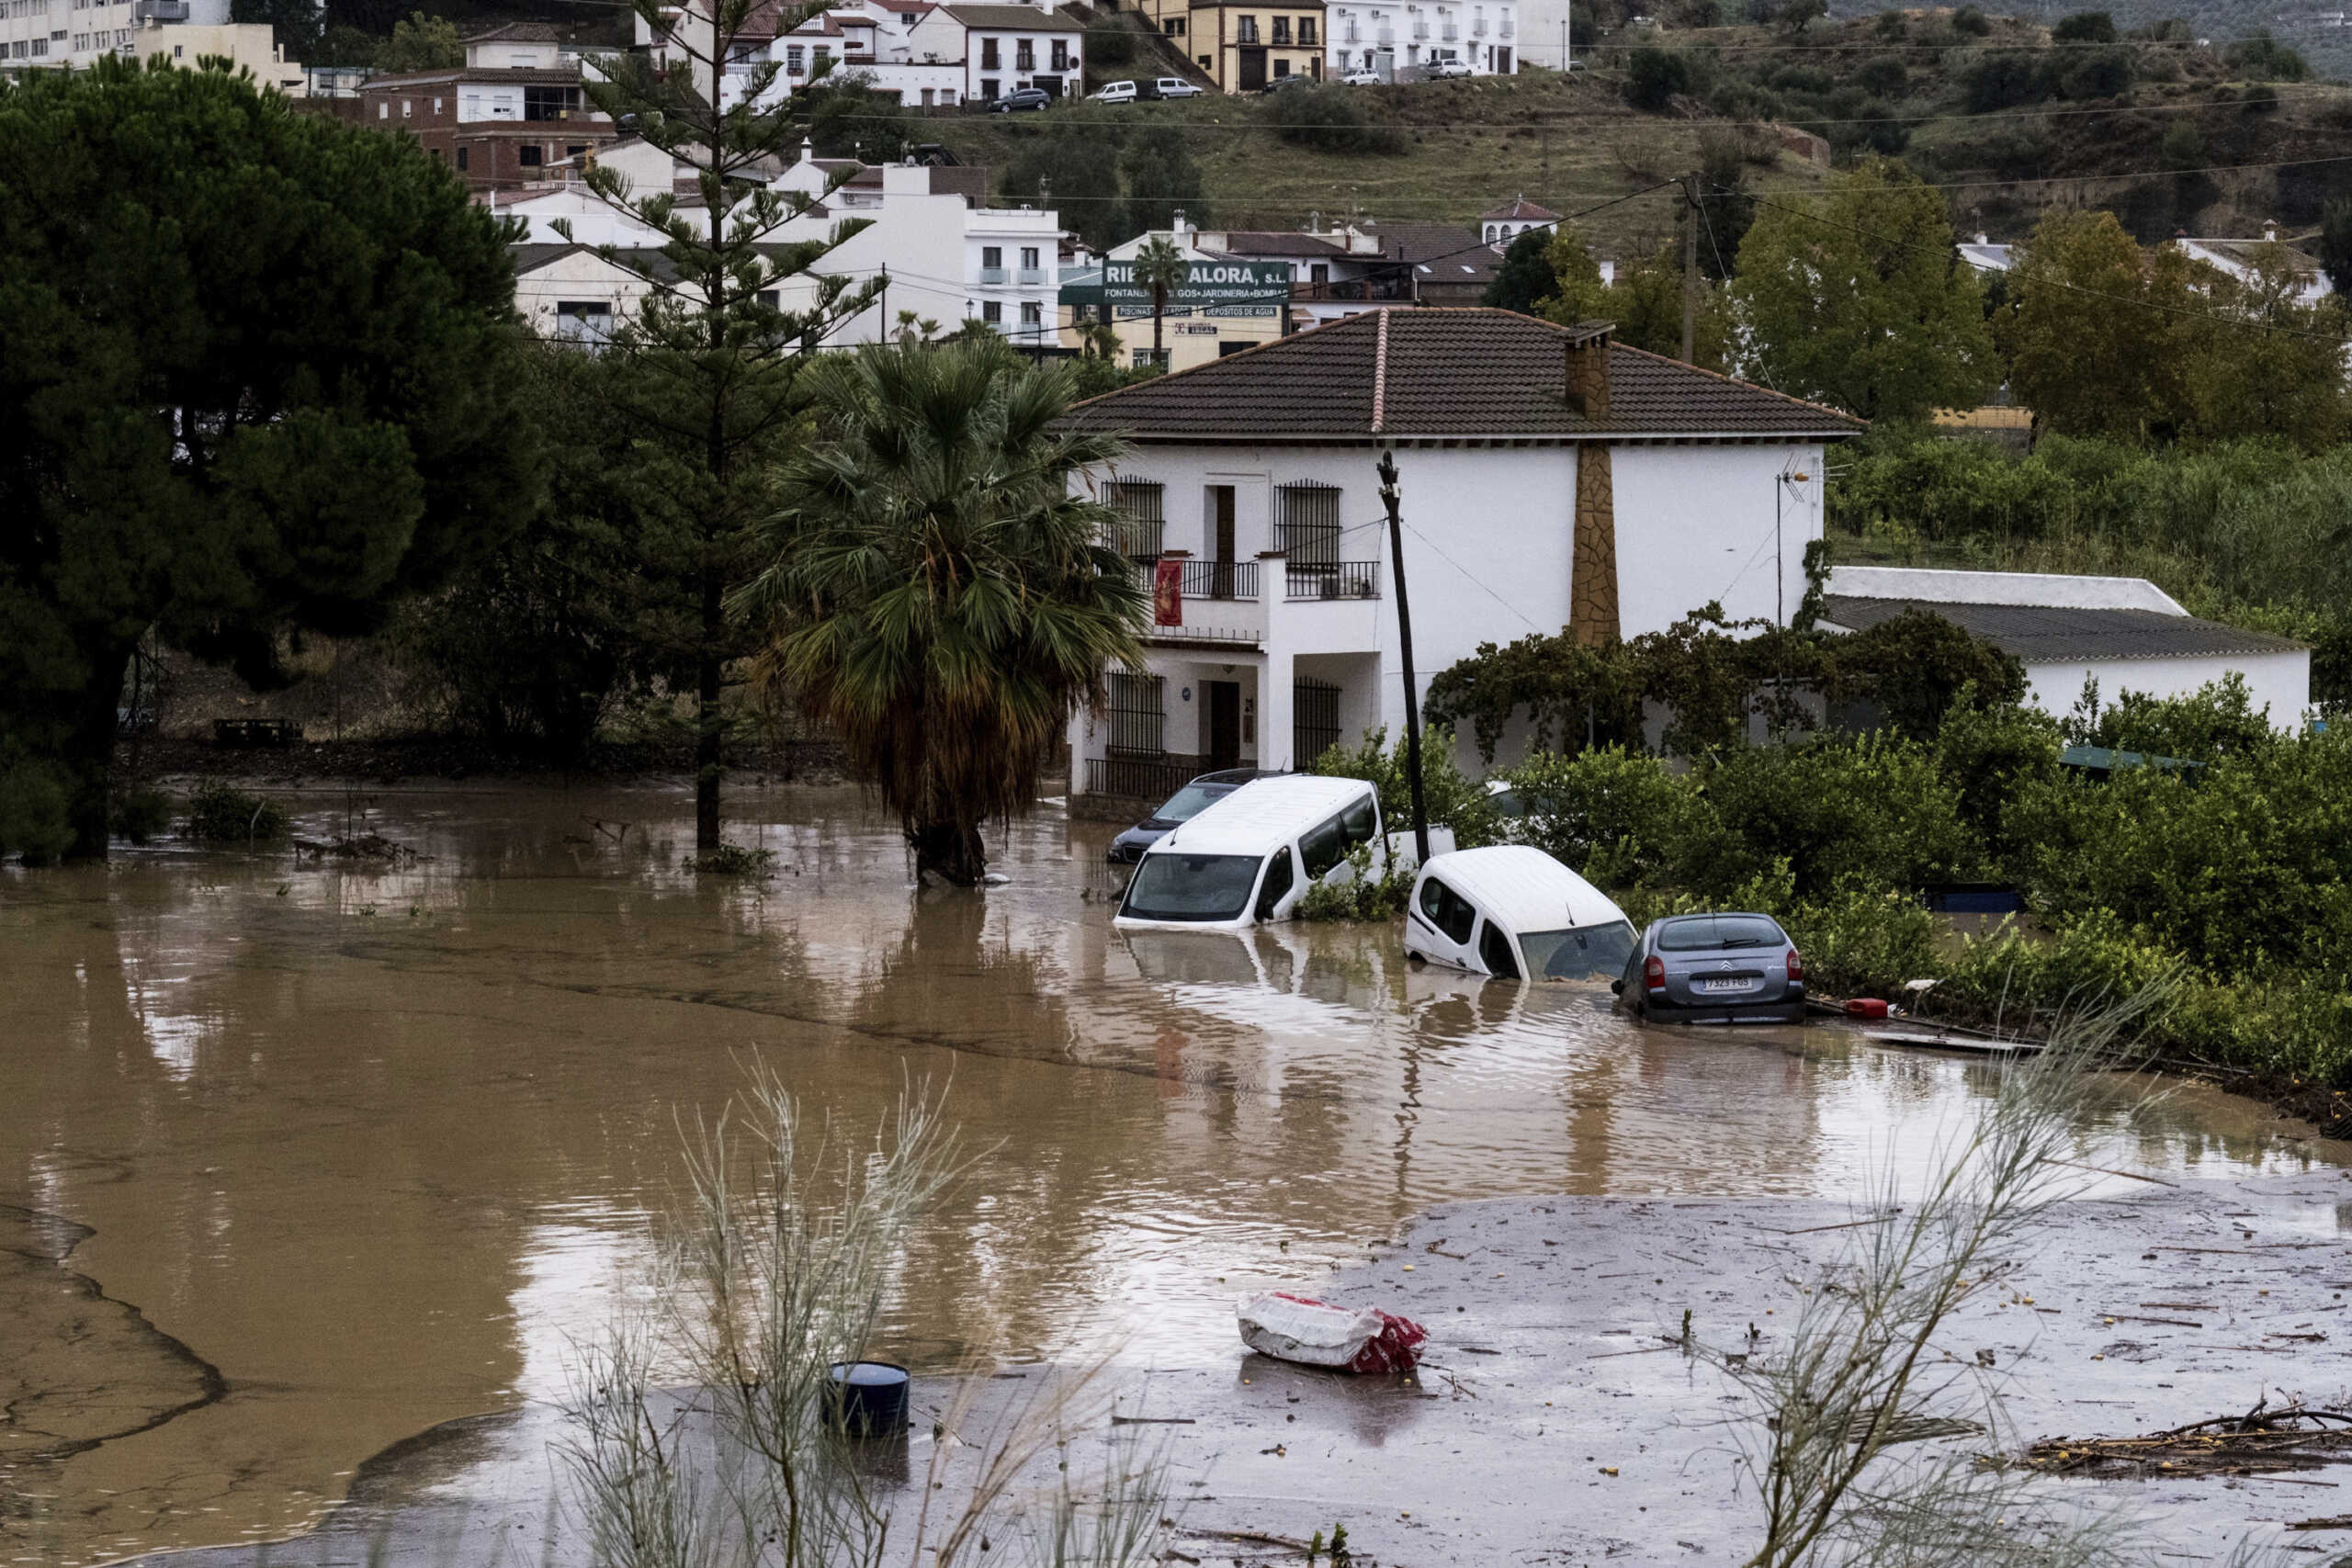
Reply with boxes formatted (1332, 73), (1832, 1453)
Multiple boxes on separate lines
(0, 782), (2334, 1565)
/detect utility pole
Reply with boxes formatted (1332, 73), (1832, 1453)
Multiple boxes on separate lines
(878, 263), (889, 338)
(1376, 450), (1430, 865)
(1680, 174), (1698, 364)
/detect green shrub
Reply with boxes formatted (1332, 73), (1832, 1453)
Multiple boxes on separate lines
(1084, 15), (1136, 65)
(1625, 48), (1692, 112)
(185, 784), (289, 845)
(2052, 11), (2117, 41)
(113, 787), (175, 846)
(1256, 83), (1404, 154)
(1696, 733), (1984, 897)
(1499, 744), (1708, 886)
(686, 844), (777, 876)
(2225, 30), (2309, 81)
(1951, 6), (1992, 35)
(0, 761), (74, 866)
(1296, 843), (1413, 922)
(1310, 726), (1498, 851)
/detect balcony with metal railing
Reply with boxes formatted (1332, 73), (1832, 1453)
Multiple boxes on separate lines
(1134, 558), (1265, 645)
(1411, 21), (1429, 38)
(1017, 267), (1046, 286)
(1472, 17), (1487, 33)
(979, 265), (1007, 284)
(1290, 276), (1409, 302)
(1498, 17), (1512, 35)
(1376, 27), (1395, 43)
(1441, 25), (1457, 39)
(1285, 561), (1380, 600)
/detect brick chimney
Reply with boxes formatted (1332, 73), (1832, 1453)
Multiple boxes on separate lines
(1563, 321), (1612, 418)
(1562, 321), (1619, 647)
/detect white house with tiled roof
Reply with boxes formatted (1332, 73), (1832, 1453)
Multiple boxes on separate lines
(1055, 309), (1863, 799)
(1479, 196), (1557, 248)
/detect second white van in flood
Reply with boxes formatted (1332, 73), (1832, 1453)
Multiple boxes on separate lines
(1405, 844), (1636, 981)
(1114, 775), (1429, 932)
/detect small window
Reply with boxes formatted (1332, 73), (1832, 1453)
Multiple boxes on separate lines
(1020, 245), (1039, 269)
(1254, 847), (1295, 921)
(378, 101), (390, 118)
(1299, 814), (1348, 880)
(1418, 876), (1476, 945)
(982, 300), (1002, 323)
(401, 98), (413, 117)
(1478, 920), (1521, 979)
(981, 245), (1001, 268)
(519, 144), (544, 166)
(1339, 794), (1377, 851)
(786, 44), (804, 70)
(456, 145), (469, 170)
(1020, 300), (1042, 327)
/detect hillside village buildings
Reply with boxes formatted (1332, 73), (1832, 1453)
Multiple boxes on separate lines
(0, 0), (301, 88)
(356, 24), (618, 190)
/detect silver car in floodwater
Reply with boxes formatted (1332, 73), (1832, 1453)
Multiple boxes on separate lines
(1612, 912), (1806, 1024)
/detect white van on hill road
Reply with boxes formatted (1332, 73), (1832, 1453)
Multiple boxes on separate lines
(1114, 775), (1447, 931)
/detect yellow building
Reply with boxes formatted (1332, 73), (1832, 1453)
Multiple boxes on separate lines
(1131, 0), (1326, 92)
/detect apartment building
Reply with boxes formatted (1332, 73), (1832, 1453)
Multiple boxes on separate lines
(1325, 0), (1517, 75)
(0, 0), (304, 91)
(1131, 0), (1324, 89)
(355, 24), (617, 191)
(509, 140), (1063, 349)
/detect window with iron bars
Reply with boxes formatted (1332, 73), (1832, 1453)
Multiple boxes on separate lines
(1276, 481), (1341, 578)
(1108, 671), (1167, 756)
(1294, 677), (1340, 768)
(1104, 479), (1165, 564)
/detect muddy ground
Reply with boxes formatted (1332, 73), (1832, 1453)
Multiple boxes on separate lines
(124, 1169), (2352, 1568)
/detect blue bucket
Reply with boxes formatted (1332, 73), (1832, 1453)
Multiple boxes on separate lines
(825, 1361), (911, 1438)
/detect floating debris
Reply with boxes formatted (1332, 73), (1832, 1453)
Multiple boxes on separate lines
(2026, 1399), (2352, 1479)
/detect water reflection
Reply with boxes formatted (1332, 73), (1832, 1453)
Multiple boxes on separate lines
(0, 783), (2335, 1565)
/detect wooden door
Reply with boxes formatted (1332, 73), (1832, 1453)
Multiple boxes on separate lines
(1208, 485), (1237, 598)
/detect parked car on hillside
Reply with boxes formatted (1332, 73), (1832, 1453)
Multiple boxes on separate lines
(1612, 912), (1806, 1024)
(1091, 79), (1138, 103)
(1151, 76), (1204, 97)
(1106, 768), (1281, 864)
(1256, 71), (1314, 93)
(991, 87), (1053, 112)
(1406, 845), (1635, 982)
(1340, 68), (1383, 85)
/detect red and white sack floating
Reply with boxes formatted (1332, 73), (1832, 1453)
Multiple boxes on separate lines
(1237, 1292), (1430, 1374)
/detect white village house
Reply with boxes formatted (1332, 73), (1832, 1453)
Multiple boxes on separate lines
(1821, 568), (2311, 730)
(1055, 309), (1865, 799)
(503, 139), (1059, 345)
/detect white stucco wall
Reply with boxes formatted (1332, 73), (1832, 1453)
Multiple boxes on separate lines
(2025, 650), (2312, 733)
(1612, 443), (1823, 637)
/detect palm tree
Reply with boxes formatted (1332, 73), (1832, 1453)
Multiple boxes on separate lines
(1131, 235), (1191, 368)
(733, 340), (1148, 886)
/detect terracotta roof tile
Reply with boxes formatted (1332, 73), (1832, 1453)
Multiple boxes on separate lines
(1062, 309), (1868, 441)
(1480, 196), (1559, 221)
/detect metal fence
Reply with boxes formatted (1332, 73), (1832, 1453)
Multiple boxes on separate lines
(1177, 559), (1261, 600)
(1086, 754), (1199, 800)
(1285, 561), (1380, 600)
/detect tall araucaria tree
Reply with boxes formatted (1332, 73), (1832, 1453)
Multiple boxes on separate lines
(569, 0), (884, 854)
(0, 59), (534, 862)
(732, 340), (1148, 886)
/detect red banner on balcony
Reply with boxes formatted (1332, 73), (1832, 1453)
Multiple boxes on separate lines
(1153, 558), (1183, 627)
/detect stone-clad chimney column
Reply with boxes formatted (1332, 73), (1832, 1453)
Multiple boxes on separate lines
(1563, 324), (1620, 648)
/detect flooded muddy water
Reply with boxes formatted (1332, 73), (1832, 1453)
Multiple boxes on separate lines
(0, 783), (2335, 1564)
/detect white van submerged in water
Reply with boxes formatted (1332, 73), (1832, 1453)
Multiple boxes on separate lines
(1405, 844), (1636, 981)
(1114, 775), (1434, 931)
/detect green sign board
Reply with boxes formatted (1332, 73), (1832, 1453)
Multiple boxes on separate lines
(1095, 257), (1293, 319)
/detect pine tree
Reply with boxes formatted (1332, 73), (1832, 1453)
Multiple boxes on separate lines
(571, 0), (884, 852)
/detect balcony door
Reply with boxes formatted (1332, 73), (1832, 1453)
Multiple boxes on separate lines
(1206, 484), (1237, 599)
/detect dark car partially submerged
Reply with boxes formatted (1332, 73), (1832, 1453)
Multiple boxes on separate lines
(1613, 912), (1806, 1024)
(1106, 769), (1282, 864)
